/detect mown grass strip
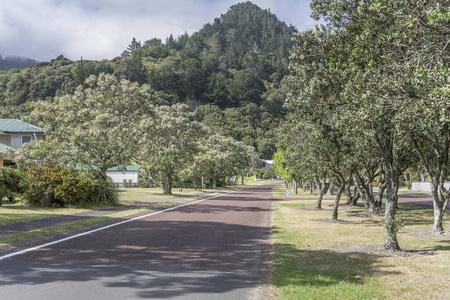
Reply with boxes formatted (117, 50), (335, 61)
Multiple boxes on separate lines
(271, 187), (450, 299)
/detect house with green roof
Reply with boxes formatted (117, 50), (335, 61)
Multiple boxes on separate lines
(0, 119), (45, 166)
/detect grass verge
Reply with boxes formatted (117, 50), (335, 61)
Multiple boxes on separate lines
(271, 186), (450, 300)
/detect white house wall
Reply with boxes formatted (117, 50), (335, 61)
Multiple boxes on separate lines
(106, 171), (139, 184)
(410, 182), (450, 192)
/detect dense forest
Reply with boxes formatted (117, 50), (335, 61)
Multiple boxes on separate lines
(0, 2), (296, 159)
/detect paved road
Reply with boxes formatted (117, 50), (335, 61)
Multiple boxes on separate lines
(398, 193), (444, 209)
(0, 183), (277, 300)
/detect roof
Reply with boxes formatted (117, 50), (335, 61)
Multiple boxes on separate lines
(106, 165), (141, 172)
(261, 159), (274, 164)
(0, 119), (44, 134)
(74, 165), (141, 172)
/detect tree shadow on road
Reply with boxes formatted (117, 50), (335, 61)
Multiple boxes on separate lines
(0, 220), (274, 299)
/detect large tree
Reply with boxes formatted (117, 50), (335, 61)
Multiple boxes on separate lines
(188, 134), (256, 188)
(17, 73), (153, 174)
(135, 103), (206, 194)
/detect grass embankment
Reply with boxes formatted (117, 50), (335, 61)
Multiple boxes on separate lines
(272, 186), (450, 300)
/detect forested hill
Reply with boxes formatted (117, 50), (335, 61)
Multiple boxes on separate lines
(0, 55), (38, 71)
(0, 1), (297, 159)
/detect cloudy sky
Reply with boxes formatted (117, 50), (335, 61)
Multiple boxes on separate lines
(0, 0), (317, 62)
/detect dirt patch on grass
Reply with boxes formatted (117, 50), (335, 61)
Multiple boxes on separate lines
(331, 243), (435, 257)
(311, 218), (359, 224)
(295, 207), (332, 211)
(345, 211), (382, 218)
(401, 229), (450, 240)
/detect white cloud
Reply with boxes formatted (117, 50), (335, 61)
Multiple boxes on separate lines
(0, 0), (315, 61)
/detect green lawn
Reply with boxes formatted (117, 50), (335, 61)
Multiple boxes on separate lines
(271, 186), (450, 299)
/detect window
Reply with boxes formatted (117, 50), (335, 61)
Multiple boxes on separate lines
(22, 136), (32, 144)
(11, 136), (32, 148)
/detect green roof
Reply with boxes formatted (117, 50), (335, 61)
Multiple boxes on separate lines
(73, 165), (141, 172)
(0, 119), (44, 134)
(106, 165), (141, 172)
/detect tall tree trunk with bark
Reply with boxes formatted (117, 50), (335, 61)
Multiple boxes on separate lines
(376, 179), (386, 210)
(327, 180), (334, 195)
(380, 136), (401, 251)
(332, 185), (345, 220)
(314, 177), (327, 209)
(163, 175), (173, 194)
(293, 181), (298, 195)
(410, 132), (450, 233)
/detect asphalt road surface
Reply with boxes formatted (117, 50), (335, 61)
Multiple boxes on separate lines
(0, 183), (278, 300)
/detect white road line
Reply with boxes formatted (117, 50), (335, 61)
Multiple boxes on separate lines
(0, 188), (242, 261)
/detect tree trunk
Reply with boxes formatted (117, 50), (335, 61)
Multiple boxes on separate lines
(241, 175), (244, 185)
(430, 181), (446, 233)
(201, 176), (205, 189)
(332, 186), (344, 220)
(432, 202), (445, 233)
(293, 181), (298, 195)
(352, 173), (370, 210)
(345, 183), (352, 205)
(376, 180), (386, 210)
(314, 177), (327, 209)
(384, 162), (400, 251)
(193, 180), (197, 190)
(353, 172), (377, 214)
(327, 180), (334, 195)
(213, 176), (217, 188)
(163, 177), (172, 194)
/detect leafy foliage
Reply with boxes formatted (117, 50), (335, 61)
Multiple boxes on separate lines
(0, 167), (29, 202)
(0, 2), (294, 158)
(17, 73), (153, 173)
(24, 164), (118, 207)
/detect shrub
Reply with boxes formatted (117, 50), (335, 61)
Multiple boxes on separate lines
(25, 164), (118, 207)
(82, 171), (119, 206)
(411, 175), (421, 182)
(0, 167), (29, 203)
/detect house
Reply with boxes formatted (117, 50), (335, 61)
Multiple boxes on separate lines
(0, 119), (45, 166)
(106, 165), (140, 187)
(74, 165), (141, 187)
(261, 159), (273, 169)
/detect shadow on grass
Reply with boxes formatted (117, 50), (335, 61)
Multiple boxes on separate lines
(342, 205), (437, 228)
(271, 240), (394, 299)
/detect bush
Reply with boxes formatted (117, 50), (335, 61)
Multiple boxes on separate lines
(25, 164), (118, 207)
(411, 175), (421, 182)
(0, 167), (29, 202)
(83, 171), (119, 206)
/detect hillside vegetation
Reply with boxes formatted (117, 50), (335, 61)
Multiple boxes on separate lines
(0, 2), (296, 159)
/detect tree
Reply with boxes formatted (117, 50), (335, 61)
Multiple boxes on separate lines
(17, 73), (153, 175)
(135, 104), (206, 194)
(287, 0), (421, 250)
(188, 134), (256, 187)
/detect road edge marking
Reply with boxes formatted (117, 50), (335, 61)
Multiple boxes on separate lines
(0, 187), (244, 261)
